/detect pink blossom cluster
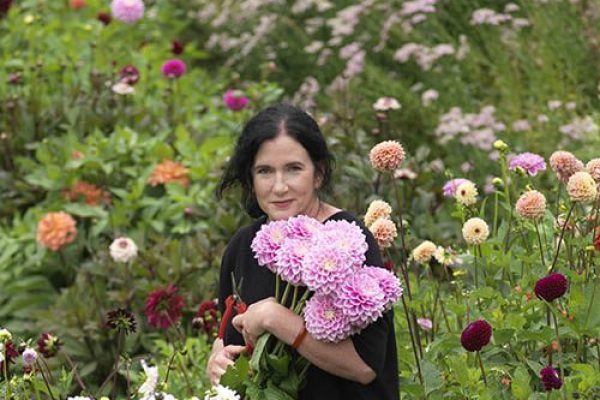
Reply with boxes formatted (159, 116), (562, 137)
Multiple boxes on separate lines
(251, 215), (402, 343)
(470, 5), (529, 29)
(394, 43), (455, 71)
(559, 116), (598, 141)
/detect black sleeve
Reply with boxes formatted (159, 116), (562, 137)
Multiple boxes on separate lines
(218, 235), (237, 315)
(351, 225), (393, 377)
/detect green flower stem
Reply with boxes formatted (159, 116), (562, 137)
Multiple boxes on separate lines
(584, 279), (597, 329)
(401, 295), (423, 385)
(499, 153), (513, 251)
(275, 275), (281, 302)
(391, 178), (409, 270)
(35, 359), (56, 400)
(551, 311), (567, 400)
(293, 289), (311, 315)
(493, 191), (499, 237)
(279, 282), (292, 307)
(62, 351), (87, 392)
(176, 351), (193, 396)
(3, 352), (10, 400)
(290, 286), (299, 311)
(476, 350), (487, 386)
(534, 221), (547, 269)
(549, 203), (576, 273)
(30, 378), (42, 400)
(162, 349), (178, 388)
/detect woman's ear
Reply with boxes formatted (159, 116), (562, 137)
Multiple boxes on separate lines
(314, 163), (324, 189)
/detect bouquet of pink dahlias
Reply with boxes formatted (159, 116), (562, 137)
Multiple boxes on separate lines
(219, 215), (402, 399)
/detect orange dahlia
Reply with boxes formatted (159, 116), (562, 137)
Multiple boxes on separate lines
(36, 212), (77, 251)
(369, 218), (398, 249)
(148, 160), (190, 188)
(369, 141), (405, 172)
(64, 181), (111, 206)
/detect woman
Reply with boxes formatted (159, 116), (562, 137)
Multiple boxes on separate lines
(208, 103), (399, 400)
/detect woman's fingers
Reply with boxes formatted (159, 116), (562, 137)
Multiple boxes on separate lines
(231, 314), (244, 333)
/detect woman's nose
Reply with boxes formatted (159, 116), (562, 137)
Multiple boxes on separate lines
(273, 173), (288, 193)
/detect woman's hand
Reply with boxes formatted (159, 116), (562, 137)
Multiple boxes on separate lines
(231, 297), (278, 346)
(206, 339), (247, 385)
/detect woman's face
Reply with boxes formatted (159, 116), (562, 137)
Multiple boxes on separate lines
(252, 133), (321, 221)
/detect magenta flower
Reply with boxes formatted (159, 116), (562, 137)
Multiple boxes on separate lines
(304, 294), (352, 343)
(171, 40), (184, 55)
(534, 273), (568, 302)
(338, 269), (386, 328)
(110, 0), (144, 24)
(285, 215), (321, 240)
(362, 266), (402, 310)
(161, 59), (187, 79)
(120, 64), (140, 85)
(540, 366), (562, 391)
(509, 152), (546, 176)
(251, 220), (288, 272)
(443, 178), (470, 197)
(302, 244), (357, 295)
(321, 219), (368, 268)
(460, 319), (492, 352)
(144, 284), (185, 329)
(223, 89), (249, 111)
(275, 237), (310, 286)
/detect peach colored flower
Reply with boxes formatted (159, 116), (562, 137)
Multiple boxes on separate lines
(71, 150), (84, 160)
(364, 200), (392, 228)
(567, 171), (597, 203)
(36, 212), (77, 251)
(462, 217), (489, 245)
(369, 218), (398, 249)
(412, 240), (436, 264)
(549, 150), (584, 183)
(64, 181), (111, 206)
(586, 158), (600, 186)
(148, 160), (190, 187)
(369, 141), (405, 172)
(455, 181), (478, 206)
(515, 190), (546, 220)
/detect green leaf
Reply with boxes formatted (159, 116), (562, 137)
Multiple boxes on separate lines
(264, 381), (296, 400)
(220, 354), (249, 392)
(63, 203), (108, 219)
(250, 333), (272, 372)
(422, 360), (444, 396)
(511, 366), (532, 400)
(266, 353), (290, 377)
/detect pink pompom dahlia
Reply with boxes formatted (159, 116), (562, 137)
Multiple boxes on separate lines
(338, 269), (386, 328)
(369, 140), (405, 172)
(285, 215), (321, 240)
(534, 273), (568, 302)
(460, 319), (492, 352)
(161, 59), (187, 79)
(362, 266), (402, 309)
(509, 152), (546, 176)
(549, 150), (584, 183)
(304, 294), (352, 343)
(321, 219), (368, 267)
(302, 244), (356, 294)
(251, 220), (288, 272)
(275, 238), (310, 286)
(223, 89), (249, 111)
(110, 0), (144, 24)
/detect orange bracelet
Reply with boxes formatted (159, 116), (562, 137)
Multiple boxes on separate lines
(292, 324), (308, 349)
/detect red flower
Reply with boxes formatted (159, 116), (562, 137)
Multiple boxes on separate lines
(192, 299), (219, 336)
(0, 0), (13, 16)
(171, 40), (184, 55)
(460, 319), (492, 352)
(144, 284), (185, 329)
(594, 233), (600, 251)
(37, 332), (62, 358)
(0, 341), (19, 372)
(540, 366), (562, 391)
(97, 12), (112, 25)
(534, 273), (568, 302)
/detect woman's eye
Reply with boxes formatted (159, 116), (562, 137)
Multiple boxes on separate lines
(256, 168), (271, 175)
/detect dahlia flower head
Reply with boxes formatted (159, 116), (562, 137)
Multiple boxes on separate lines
(567, 171), (597, 203)
(369, 140), (405, 172)
(109, 237), (138, 263)
(455, 181), (478, 206)
(595, 233), (600, 251)
(204, 384), (241, 400)
(460, 319), (492, 352)
(148, 159), (190, 188)
(161, 58), (187, 79)
(36, 211), (77, 251)
(304, 294), (352, 343)
(586, 158), (600, 186)
(417, 318), (433, 331)
(509, 152), (546, 176)
(372, 96), (401, 111)
(369, 218), (398, 250)
(364, 199), (392, 228)
(443, 178), (471, 197)
(540, 366), (562, 391)
(110, 0), (144, 24)
(144, 284), (185, 329)
(22, 348), (37, 366)
(462, 217), (489, 245)
(223, 89), (249, 111)
(515, 190), (546, 221)
(412, 240), (437, 264)
(549, 150), (584, 183)
(534, 273), (568, 302)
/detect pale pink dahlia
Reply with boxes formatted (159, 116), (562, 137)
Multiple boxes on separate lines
(509, 152), (546, 176)
(275, 238), (309, 286)
(567, 171), (597, 203)
(321, 219), (368, 268)
(369, 141), (405, 172)
(110, 0), (144, 24)
(302, 244), (356, 294)
(362, 266), (402, 310)
(285, 215), (321, 240)
(304, 294), (352, 343)
(338, 269), (385, 328)
(549, 150), (584, 183)
(443, 178), (470, 197)
(251, 220), (289, 272)
(586, 158), (600, 186)
(515, 190), (546, 221)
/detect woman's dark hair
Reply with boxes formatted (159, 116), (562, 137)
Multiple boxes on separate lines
(217, 103), (335, 218)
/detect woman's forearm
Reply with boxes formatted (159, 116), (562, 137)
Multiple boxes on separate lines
(264, 305), (376, 384)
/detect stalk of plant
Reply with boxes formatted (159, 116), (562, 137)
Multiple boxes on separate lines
(550, 203), (576, 272)
(476, 351), (487, 385)
(3, 351), (10, 400)
(551, 310), (567, 400)
(498, 150), (513, 251)
(35, 359), (56, 400)
(400, 294), (424, 385)
(534, 221), (547, 269)
(62, 351), (87, 392)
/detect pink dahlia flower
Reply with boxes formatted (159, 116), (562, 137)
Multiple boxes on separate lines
(540, 366), (562, 391)
(369, 140), (406, 172)
(304, 294), (352, 343)
(460, 319), (492, 352)
(549, 150), (584, 183)
(417, 318), (433, 331)
(509, 152), (546, 176)
(338, 269), (386, 328)
(534, 273), (568, 302)
(302, 244), (356, 294)
(144, 284), (185, 329)
(223, 89), (249, 111)
(443, 178), (470, 197)
(275, 238), (310, 286)
(285, 215), (321, 240)
(321, 219), (368, 268)
(161, 59), (187, 79)
(362, 266), (402, 309)
(251, 220), (288, 273)
(110, 0), (144, 24)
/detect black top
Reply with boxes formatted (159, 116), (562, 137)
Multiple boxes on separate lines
(219, 211), (399, 400)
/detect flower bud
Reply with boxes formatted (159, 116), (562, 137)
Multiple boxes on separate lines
(493, 140), (508, 151)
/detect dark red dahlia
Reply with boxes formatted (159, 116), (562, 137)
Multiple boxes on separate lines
(594, 233), (600, 251)
(540, 366), (562, 391)
(119, 64), (140, 85)
(534, 273), (568, 302)
(0, 341), (19, 370)
(106, 308), (137, 334)
(0, 0), (12, 16)
(171, 40), (184, 55)
(460, 319), (492, 352)
(192, 299), (219, 336)
(37, 332), (62, 358)
(144, 284), (185, 329)
(97, 12), (112, 25)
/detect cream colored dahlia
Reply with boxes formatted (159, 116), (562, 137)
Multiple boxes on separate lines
(567, 171), (597, 203)
(462, 217), (489, 245)
(364, 200), (392, 228)
(369, 218), (398, 249)
(37, 212), (77, 251)
(412, 240), (437, 264)
(515, 190), (547, 221)
(549, 150), (584, 183)
(369, 141), (405, 172)
(455, 181), (478, 206)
